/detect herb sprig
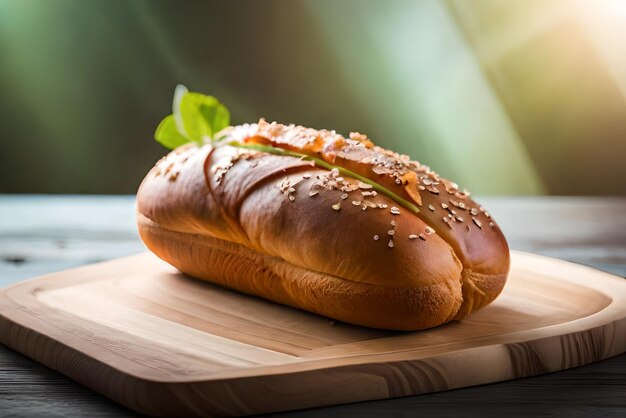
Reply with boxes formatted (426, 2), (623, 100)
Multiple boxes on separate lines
(155, 84), (229, 149)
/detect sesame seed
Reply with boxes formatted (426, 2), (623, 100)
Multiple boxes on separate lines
(418, 185), (426, 191)
(358, 182), (373, 190)
(336, 177), (344, 182)
(374, 235), (380, 240)
(390, 207), (401, 215)
(428, 204), (435, 211)
(441, 203), (448, 209)
(388, 239), (395, 248)
(425, 226), (435, 235)
(379, 203), (388, 209)
(287, 187), (295, 193)
(352, 200), (361, 206)
(473, 218), (482, 228)
(456, 216), (464, 222)
(308, 190), (319, 197)
(409, 234), (418, 239)
(288, 194), (295, 202)
(362, 206), (367, 211)
(443, 217), (449, 222)
(391, 220), (396, 226)
(332, 203), (341, 211)
(466, 225), (471, 232)
(387, 230), (395, 236)
(341, 193), (348, 200)
(489, 222), (495, 227)
(418, 233), (426, 241)
(422, 178), (433, 186)
(395, 178), (402, 185)
(470, 208), (478, 216)
(330, 168), (340, 177)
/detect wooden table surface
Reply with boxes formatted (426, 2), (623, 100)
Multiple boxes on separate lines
(1, 195), (625, 417)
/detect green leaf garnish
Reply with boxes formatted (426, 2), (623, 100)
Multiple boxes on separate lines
(180, 92), (230, 143)
(155, 85), (230, 149)
(155, 115), (190, 150)
(229, 142), (420, 215)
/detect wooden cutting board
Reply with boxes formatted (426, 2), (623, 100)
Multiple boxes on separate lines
(1, 251), (625, 417)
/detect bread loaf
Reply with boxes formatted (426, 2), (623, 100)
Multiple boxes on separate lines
(137, 119), (510, 330)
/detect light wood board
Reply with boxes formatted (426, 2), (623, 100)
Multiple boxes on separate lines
(1, 250), (625, 416)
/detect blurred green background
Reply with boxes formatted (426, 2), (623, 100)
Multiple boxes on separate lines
(1, 0), (625, 195)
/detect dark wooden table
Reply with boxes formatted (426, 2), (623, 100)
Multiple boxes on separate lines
(1, 196), (625, 417)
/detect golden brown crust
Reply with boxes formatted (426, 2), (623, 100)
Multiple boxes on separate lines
(136, 121), (510, 330)
(234, 120), (510, 278)
(454, 269), (508, 320)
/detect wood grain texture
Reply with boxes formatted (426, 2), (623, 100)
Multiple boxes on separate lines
(1, 249), (625, 416)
